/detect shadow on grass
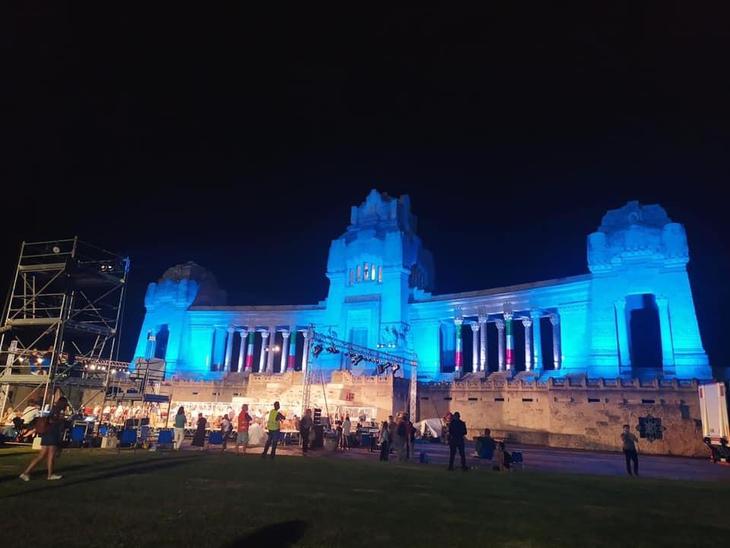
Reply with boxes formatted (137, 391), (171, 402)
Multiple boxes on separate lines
(0, 450), (34, 459)
(225, 520), (308, 548)
(1, 456), (198, 497)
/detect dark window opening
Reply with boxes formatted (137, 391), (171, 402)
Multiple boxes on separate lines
(540, 317), (555, 370)
(628, 294), (663, 369)
(154, 325), (169, 360)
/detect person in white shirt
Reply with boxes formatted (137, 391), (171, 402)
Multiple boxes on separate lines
(21, 402), (40, 428)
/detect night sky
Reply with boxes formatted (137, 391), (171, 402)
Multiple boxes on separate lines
(2, 5), (728, 366)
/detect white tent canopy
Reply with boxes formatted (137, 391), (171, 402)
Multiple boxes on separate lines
(415, 418), (442, 439)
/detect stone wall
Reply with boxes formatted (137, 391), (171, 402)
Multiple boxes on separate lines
(64, 371), (708, 457)
(418, 375), (706, 457)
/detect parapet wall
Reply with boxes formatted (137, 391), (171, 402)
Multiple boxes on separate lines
(418, 375), (706, 457)
(143, 372), (707, 456)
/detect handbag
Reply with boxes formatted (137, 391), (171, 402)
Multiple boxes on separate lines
(35, 416), (49, 435)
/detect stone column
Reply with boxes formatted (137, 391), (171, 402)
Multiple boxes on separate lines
(522, 318), (533, 371)
(478, 316), (487, 371)
(287, 330), (297, 371)
(266, 327), (276, 374)
(223, 326), (235, 372)
(496, 319), (505, 371)
(614, 299), (631, 373)
(237, 329), (248, 372)
(454, 319), (464, 376)
(258, 330), (269, 373)
(530, 311), (542, 373)
(550, 314), (561, 370)
(504, 313), (514, 371)
(656, 296), (675, 371)
(470, 323), (480, 373)
(301, 330), (310, 377)
(244, 330), (255, 372)
(280, 330), (290, 374)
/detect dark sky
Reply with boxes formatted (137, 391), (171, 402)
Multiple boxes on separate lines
(1, 4), (728, 365)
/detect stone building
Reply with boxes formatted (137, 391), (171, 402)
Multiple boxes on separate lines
(134, 190), (714, 455)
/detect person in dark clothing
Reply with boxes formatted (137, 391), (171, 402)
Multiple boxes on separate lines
(621, 424), (639, 476)
(300, 408), (313, 454)
(378, 420), (390, 462)
(447, 411), (468, 471)
(192, 413), (207, 450)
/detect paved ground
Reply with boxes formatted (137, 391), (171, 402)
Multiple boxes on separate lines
(269, 440), (730, 482)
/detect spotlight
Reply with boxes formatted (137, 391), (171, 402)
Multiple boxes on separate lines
(392, 364), (401, 374)
(52, 246), (61, 254)
(312, 344), (323, 358)
(326, 344), (339, 354)
(350, 354), (364, 367)
(376, 363), (384, 375)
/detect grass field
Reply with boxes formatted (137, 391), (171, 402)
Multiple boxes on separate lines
(1, 447), (728, 547)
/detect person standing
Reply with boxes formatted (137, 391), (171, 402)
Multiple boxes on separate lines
(19, 389), (68, 481)
(262, 401), (285, 459)
(447, 411), (468, 471)
(395, 414), (408, 462)
(173, 406), (187, 451)
(236, 404), (252, 455)
(299, 408), (313, 454)
(621, 424), (639, 476)
(192, 413), (207, 451)
(341, 414), (351, 451)
(378, 420), (390, 462)
(220, 413), (232, 452)
(405, 413), (415, 460)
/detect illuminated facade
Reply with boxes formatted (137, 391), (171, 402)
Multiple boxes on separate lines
(133, 190), (711, 382)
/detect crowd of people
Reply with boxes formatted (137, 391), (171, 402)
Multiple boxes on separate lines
(8, 394), (646, 482)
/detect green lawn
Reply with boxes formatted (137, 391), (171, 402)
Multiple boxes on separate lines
(1, 447), (728, 547)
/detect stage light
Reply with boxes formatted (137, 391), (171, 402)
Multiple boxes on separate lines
(52, 246), (61, 254)
(326, 344), (339, 354)
(392, 364), (400, 374)
(350, 354), (364, 367)
(312, 344), (323, 358)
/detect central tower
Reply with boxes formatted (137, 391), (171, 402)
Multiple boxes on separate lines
(321, 189), (434, 372)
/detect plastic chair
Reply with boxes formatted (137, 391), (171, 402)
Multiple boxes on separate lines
(71, 425), (86, 447)
(208, 431), (223, 446)
(120, 429), (137, 448)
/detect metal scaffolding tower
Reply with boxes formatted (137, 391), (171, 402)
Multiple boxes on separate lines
(0, 238), (130, 418)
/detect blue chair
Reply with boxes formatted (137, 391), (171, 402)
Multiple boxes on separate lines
(120, 429), (137, 447)
(71, 425), (86, 446)
(510, 451), (524, 469)
(158, 430), (173, 445)
(208, 431), (223, 446)
(475, 437), (496, 460)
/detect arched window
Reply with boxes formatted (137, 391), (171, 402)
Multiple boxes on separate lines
(349, 269), (354, 286)
(378, 266), (383, 283)
(356, 265), (362, 282)
(364, 262), (370, 281)
(371, 265), (376, 281)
